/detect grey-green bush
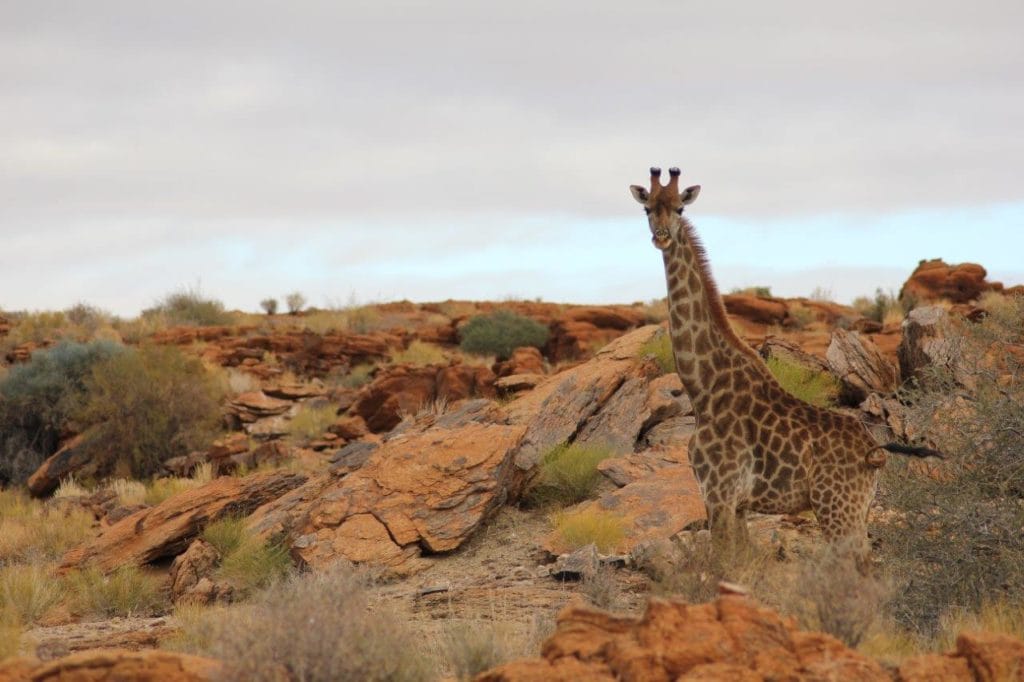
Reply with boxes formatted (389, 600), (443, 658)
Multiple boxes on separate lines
(0, 340), (123, 485)
(143, 287), (232, 326)
(458, 310), (549, 360)
(75, 344), (226, 478)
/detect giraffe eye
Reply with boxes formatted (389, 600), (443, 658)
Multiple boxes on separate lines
(644, 208), (651, 215)
(675, 208), (683, 215)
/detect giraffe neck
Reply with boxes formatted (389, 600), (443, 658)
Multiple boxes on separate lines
(661, 220), (761, 413)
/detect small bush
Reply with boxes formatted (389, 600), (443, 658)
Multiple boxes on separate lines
(581, 565), (622, 611)
(144, 287), (232, 327)
(527, 443), (614, 507)
(0, 340), (123, 484)
(174, 565), (436, 681)
(68, 565), (166, 618)
(109, 478), (147, 507)
(639, 333), (674, 375)
(730, 286), (772, 298)
(0, 564), (66, 624)
(332, 363), (376, 389)
(550, 508), (625, 554)
(789, 303), (817, 329)
(75, 344), (226, 478)
(202, 517), (292, 597)
(392, 340), (447, 366)
(459, 311), (549, 361)
(766, 356), (840, 407)
(441, 620), (547, 681)
(286, 402), (337, 444)
(202, 516), (247, 557)
(285, 292), (306, 315)
(259, 298), (278, 315)
(852, 288), (905, 324)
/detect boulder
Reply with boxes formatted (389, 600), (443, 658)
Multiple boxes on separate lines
(477, 595), (889, 681)
(546, 464), (705, 555)
(227, 391), (293, 423)
(826, 329), (899, 405)
(0, 649), (221, 682)
(900, 259), (1001, 304)
(723, 294), (790, 326)
(955, 630), (1024, 682)
(597, 448), (690, 488)
(494, 373), (545, 395)
(494, 346), (546, 377)
(27, 435), (94, 498)
(169, 539), (232, 605)
(59, 471), (306, 573)
(759, 336), (831, 373)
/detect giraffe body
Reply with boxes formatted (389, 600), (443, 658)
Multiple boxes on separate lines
(630, 167), (883, 556)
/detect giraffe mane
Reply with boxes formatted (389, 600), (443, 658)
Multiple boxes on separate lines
(679, 217), (762, 362)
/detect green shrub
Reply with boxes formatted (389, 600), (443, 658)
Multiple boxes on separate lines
(875, 296), (1024, 635)
(143, 287), (232, 327)
(526, 443), (614, 507)
(202, 516), (247, 557)
(550, 507), (625, 553)
(202, 516), (292, 597)
(639, 333), (674, 375)
(459, 311), (549, 360)
(68, 565), (166, 618)
(766, 356), (840, 407)
(74, 344), (226, 478)
(173, 566), (436, 681)
(259, 298), (278, 315)
(0, 340), (123, 484)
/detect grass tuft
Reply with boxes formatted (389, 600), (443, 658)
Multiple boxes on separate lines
(550, 507), (626, 554)
(639, 333), (674, 375)
(526, 443), (614, 508)
(68, 565), (166, 619)
(392, 340), (448, 366)
(766, 356), (840, 407)
(286, 402), (337, 443)
(0, 564), (66, 625)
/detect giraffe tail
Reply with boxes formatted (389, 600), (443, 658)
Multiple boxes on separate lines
(865, 443), (945, 467)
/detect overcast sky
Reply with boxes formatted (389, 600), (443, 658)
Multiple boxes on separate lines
(2, 1), (1023, 315)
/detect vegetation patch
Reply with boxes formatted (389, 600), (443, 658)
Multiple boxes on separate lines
(286, 402), (338, 444)
(766, 356), (840, 407)
(0, 564), (66, 625)
(526, 443), (614, 508)
(638, 333), (674, 375)
(550, 507), (626, 554)
(0, 491), (95, 564)
(171, 565), (435, 681)
(68, 565), (166, 619)
(441, 618), (551, 681)
(75, 344), (226, 478)
(202, 516), (292, 597)
(459, 310), (549, 361)
(143, 287), (233, 327)
(392, 340), (448, 366)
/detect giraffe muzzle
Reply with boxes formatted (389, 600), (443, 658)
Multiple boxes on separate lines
(652, 229), (671, 250)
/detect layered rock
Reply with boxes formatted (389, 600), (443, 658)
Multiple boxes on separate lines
(477, 595), (1024, 682)
(898, 306), (955, 381)
(0, 649), (221, 682)
(826, 329), (899, 405)
(59, 471), (305, 573)
(900, 259), (1002, 304)
(26, 435), (94, 498)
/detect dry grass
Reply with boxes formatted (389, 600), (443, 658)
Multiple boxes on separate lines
(526, 443), (615, 508)
(53, 476), (89, 499)
(934, 600), (1024, 653)
(109, 478), (147, 507)
(440, 617), (552, 681)
(0, 564), (66, 625)
(392, 340), (448, 366)
(201, 516), (292, 597)
(581, 565), (623, 611)
(550, 507), (626, 554)
(67, 565), (166, 619)
(0, 617), (20, 660)
(144, 463), (213, 506)
(170, 565), (435, 681)
(286, 402), (337, 443)
(0, 491), (95, 564)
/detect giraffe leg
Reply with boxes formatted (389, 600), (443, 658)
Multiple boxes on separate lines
(811, 491), (871, 573)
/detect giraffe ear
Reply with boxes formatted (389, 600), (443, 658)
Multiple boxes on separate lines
(681, 185), (701, 205)
(629, 185), (649, 204)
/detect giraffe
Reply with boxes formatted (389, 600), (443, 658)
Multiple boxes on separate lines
(629, 166), (941, 560)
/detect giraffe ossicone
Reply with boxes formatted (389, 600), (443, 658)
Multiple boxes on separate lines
(630, 166), (940, 562)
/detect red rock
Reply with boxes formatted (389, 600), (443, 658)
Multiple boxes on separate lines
(494, 346), (545, 377)
(27, 435), (96, 498)
(169, 539), (231, 605)
(0, 649), (221, 682)
(494, 373), (545, 395)
(897, 653), (972, 681)
(955, 631), (1024, 682)
(900, 259), (1001, 304)
(328, 414), (370, 440)
(349, 365), (439, 432)
(437, 364), (496, 401)
(723, 294), (790, 326)
(59, 471), (306, 573)
(227, 391), (293, 423)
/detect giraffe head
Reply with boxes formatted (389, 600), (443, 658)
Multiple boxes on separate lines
(629, 167), (701, 251)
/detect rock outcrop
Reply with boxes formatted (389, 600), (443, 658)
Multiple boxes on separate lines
(26, 435), (93, 498)
(477, 595), (1024, 682)
(59, 471), (305, 573)
(0, 649), (220, 682)
(900, 259), (1002, 304)
(826, 329), (899, 405)
(898, 306), (954, 381)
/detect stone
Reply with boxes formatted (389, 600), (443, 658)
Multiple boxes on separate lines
(328, 414), (369, 440)
(262, 378), (325, 400)
(26, 435), (94, 498)
(900, 258), (1000, 304)
(759, 336), (831, 373)
(956, 630), (1024, 682)
(723, 294), (790, 326)
(347, 365), (438, 433)
(597, 448), (689, 487)
(897, 654), (972, 681)
(826, 329), (899, 405)
(227, 391), (293, 423)
(0, 649), (221, 682)
(494, 346), (546, 377)
(546, 464), (706, 555)
(59, 471), (306, 573)
(494, 373), (545, 395)
(476, 595), (890, 681)
(168, 539), (232, 605)
(549, 544), (600, 580)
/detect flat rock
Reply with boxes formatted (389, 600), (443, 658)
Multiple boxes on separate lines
(598, 447), (690, 487)
(0, 648), (221, 681)
(826, 329), (899, 405)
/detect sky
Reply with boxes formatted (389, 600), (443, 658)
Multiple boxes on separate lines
(2, 1), (1023, 316)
